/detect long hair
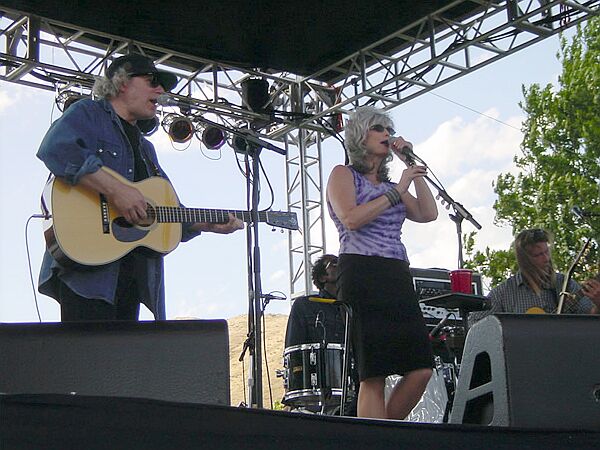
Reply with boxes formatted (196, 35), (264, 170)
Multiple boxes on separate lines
(345, 106), (394, 182)
(92, 67), (130, 99)
(514, 228), (556, 294)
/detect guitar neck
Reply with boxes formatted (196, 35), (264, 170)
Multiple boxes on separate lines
(153, 207), (261, 224)
(559, 272), (600, 313)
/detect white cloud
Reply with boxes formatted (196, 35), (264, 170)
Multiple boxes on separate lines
(0, 88), (16, 114)
(391, 109), (523, 178)
(0, 82), (53, 116)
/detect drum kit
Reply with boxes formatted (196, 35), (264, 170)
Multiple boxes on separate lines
(280, 293), (489, 421)
(281, 342), (356, 415)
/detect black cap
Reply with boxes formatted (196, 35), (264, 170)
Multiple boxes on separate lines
(106, 53), (178, 92)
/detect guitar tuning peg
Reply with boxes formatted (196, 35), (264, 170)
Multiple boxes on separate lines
(271, 227), (276, 232)
(445, 204), (451, 210)
(281, 229), (284, 233)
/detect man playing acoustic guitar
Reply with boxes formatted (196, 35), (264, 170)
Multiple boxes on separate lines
(470, 228), (600, 322)
(37, 54), (243, 321)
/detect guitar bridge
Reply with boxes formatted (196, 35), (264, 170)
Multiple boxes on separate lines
(99, 194), (110, 234)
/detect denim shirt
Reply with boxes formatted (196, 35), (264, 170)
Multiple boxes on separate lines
(37, 98), (201, 319)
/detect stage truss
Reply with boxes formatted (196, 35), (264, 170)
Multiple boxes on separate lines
(1, 0), (598, 297)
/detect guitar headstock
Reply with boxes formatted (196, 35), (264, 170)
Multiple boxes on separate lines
(265, 211), (299, 231)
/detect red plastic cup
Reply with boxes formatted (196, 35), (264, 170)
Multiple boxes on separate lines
(449, 269), (473, 294)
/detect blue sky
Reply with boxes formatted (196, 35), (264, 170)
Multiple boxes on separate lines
(0, 30), (574, 323)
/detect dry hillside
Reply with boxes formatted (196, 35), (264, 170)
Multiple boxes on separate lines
(227, 314), (288, 408)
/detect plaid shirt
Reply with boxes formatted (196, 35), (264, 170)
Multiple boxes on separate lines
(470, 272), (593, 323)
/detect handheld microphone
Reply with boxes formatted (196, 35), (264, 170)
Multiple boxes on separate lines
(388, 136), (417, 164)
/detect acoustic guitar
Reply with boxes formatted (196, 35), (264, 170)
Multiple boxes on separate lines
(43, 167), (298, 266)
(525, 274), (600, 314)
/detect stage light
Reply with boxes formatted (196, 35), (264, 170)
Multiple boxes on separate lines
(201, 126), (227, 149)
(55, 90), (86, 112)
(241, 78), (271, 112)
(162, 114), (195, 143)
(232, 130), (260, 155)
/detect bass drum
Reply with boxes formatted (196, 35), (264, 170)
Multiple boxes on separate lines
(282, 343), (348, 407)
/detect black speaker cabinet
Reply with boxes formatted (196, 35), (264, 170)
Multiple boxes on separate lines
(450, 314), (600, 430)
(0, 320), (230, 405)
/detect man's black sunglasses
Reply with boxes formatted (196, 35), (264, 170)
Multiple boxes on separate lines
(130, 72), (161, 88)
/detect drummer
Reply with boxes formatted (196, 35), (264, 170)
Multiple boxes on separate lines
(284, 254), (358, 415)
(285, 254), (345, 347)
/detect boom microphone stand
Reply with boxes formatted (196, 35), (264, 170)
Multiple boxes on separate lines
(401, 148), (481, 268)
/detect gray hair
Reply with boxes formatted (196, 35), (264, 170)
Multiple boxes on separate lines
(92, 67), (130, 99)
(345, 106), (394, 182)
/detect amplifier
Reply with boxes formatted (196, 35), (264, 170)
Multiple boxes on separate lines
(410, 267), (483, 324)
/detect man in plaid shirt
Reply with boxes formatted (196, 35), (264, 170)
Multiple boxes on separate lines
(470, 228), (600, 323)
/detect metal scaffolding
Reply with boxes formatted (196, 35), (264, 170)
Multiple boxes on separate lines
(1, 0), (598, 298)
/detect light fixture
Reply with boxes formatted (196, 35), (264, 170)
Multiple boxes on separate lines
(315, 85), (344, 133)
(201, 126), (227, 149)
(241, 78), (271, 112)
(55, 90), (86, 112)
(232, 129), (260, 155)
(162, 113), (195, 143)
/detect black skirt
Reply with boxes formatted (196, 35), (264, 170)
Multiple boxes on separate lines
(337, 253), (433, 381)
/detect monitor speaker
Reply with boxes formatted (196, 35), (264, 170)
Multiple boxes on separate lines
(0, 320), (230, 406)
(449, 314), (600, 430)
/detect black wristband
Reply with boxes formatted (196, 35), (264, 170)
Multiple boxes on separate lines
(384, 188), (401, 206)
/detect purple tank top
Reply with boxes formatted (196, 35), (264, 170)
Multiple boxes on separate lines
(327, 166), (409, 261)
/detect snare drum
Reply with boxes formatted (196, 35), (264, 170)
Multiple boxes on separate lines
(282, 343), (346, 406)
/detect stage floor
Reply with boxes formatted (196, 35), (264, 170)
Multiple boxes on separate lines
(1, 394), (598, 450)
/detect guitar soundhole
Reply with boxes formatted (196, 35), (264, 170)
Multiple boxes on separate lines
(112, 205), (156, 229)
(113, 217), (133, 229)
(111, 204), (156, 243)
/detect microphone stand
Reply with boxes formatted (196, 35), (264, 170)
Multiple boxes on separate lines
(404, 152), (482, 269)
(191, 117), (286, 410)
(242, 138), (286, 409)
(160, 99), (288, 408)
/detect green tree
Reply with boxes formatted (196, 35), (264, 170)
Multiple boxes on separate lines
(465, 17), (600, 288)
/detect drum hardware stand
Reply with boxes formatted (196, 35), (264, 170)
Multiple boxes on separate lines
(315, 311), (332, 413)
(339, 303), (353, 416)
